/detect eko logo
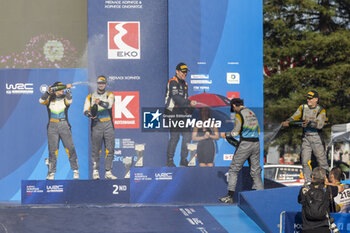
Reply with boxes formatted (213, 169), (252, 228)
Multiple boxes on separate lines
(226, 73), (240, 84)
(6, 83), (34, 94)
(108, 21), (140, 59)
(113, 91), (139, 128)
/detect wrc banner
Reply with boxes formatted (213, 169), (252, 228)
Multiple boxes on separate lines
(88, 0), (263, 176)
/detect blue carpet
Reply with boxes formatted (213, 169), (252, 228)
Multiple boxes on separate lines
(0, 203), (264, 233)
(0, 204), (227, 233)
(205, 205), (264, 233)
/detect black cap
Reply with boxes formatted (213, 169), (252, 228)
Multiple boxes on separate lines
(51, 81), (63, 87)
(307, 90), (318, 99)
(97, 75), (107, 83)
(230, 98), (244, 112)
(176, 63), (190, 72)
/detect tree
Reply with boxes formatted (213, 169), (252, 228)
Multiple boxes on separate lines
(264, 0), (350, 152)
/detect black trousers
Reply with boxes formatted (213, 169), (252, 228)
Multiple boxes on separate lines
(303, 226), (330, 233)
(166, 127), (191, 161)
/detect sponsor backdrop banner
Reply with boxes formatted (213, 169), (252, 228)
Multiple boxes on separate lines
(88, 0), (263, 173)
(0, 69), (88, 201)
(168, 0), (263, 166)
(0, 0), (262, 202)
(87, 0), (169, 178)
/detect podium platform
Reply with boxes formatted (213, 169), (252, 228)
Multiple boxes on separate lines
(22, 179), (130, 204)
(22, 167), (254, 205)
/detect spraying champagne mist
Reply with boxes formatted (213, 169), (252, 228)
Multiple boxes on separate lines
(264, 120), (306, 145)
(264, 124), (282, 145)
(71, 81), (90, 86)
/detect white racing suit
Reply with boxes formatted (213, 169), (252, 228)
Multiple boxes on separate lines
(39, 91), (79, 173)
(287, 104), (329, 183)
(226, 107), (263, 192)
(84, 91), (115, 171)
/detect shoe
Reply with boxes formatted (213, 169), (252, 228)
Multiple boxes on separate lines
(105, 170), (117, 180)
(46, 172), (55, 180)
(180, 159), (188, 167)
(92, 170), (100, 180)
(219, 195), (233, 204)
(73, 170), (79, 180)
(167, 160), (176, 167)
(166, 158), (176, 167)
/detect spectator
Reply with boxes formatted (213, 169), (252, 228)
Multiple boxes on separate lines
(326, 167), (345, 212)
(298, 167), (338, 233)
(191, 107), (219, 167)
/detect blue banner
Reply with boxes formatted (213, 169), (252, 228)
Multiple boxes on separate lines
(22, 179), (129, 204)
(88, 0), (169, 177)
(168, 0), (263, 166)
(284, 212), (350, 233)
(130, 167), (228, 203)
(0, 69), (88, 201)
(0, 0), (263, 202)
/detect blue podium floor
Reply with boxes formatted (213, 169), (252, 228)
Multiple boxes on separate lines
(0, 203), (263, 233)
(206, 206), (264, 233)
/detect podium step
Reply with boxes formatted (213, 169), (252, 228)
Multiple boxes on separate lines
(22, 167), (254, 205)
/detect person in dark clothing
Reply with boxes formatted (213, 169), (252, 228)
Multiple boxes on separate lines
(298, 167), (340, 233)
(165, 63), (196, 167)
(192, 107), (219, 167)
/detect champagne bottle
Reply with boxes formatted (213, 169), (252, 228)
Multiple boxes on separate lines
(51, 84), (66, 92)
(288, 120), (304, 127)
(91, 104), (98, 117)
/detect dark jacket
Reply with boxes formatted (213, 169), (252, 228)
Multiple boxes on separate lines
(298, 183), (338, 231)
(165, 76), (191, 115)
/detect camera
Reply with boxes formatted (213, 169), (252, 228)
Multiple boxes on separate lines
(329, 217), (340, 233)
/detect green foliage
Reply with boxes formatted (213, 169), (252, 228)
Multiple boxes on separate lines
(264, 0), (350, 150)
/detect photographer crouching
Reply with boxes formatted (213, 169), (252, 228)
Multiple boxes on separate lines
(298, 167), (342, 233)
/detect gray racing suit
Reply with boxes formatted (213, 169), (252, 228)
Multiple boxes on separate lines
(226, 107), (263, 192)
(287, 104), (328, 183)
(84, 91), (115, 171)
(39, 91), (79, 173)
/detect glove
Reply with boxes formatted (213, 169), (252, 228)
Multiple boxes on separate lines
(225, 134), (239, 147)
